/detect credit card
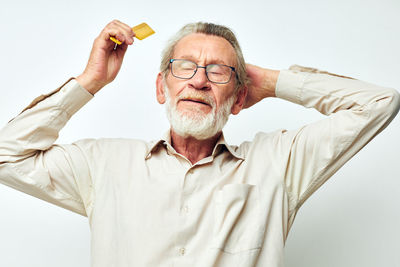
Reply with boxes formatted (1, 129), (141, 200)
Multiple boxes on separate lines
(110, 22), (155, 44)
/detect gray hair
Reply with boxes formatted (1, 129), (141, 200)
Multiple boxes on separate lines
(160, 22), (249, 92)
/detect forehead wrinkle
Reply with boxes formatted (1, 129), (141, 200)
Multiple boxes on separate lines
(172, 34), (237, 67)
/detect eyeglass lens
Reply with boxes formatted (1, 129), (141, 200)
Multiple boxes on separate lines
(171, 59), (233, 84)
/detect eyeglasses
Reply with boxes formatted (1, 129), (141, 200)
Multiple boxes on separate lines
(169, 59), (236, 84)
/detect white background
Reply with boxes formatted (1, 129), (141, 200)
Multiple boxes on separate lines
(0, 0), (399, 266)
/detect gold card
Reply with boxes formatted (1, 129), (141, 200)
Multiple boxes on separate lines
(132, 22), (155, 40)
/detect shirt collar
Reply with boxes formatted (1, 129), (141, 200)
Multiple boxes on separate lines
(145, 130), (244, 160)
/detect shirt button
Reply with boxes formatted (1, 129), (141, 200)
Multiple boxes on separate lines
(179, 247), (186, 256)
(183, 205), (189, 213)
(188, 169), (194, 174)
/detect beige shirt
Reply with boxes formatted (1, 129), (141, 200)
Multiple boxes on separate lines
(0, 69), (399, 267)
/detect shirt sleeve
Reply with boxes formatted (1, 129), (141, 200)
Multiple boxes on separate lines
(274, 67), (400, 224)
(0, 79), (94, 216)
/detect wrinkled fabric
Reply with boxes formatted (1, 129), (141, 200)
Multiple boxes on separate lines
(0, 69), (399, 267)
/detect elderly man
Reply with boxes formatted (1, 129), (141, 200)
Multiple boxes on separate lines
(0, 20), (399, 267)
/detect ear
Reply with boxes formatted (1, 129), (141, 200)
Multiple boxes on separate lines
(231, 86), (248, 115)
(156, 72), (166, 104)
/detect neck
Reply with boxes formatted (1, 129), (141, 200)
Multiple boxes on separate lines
(170, 129), (221, 164)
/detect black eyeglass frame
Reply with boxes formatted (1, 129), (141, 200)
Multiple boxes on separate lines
(169, 59), (237, 84)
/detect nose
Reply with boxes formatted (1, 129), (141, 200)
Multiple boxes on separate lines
(189, 66), (210, 90)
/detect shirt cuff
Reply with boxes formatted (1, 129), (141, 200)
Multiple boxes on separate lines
(58, 79), (94, 116)
(275, 69), (309, 106)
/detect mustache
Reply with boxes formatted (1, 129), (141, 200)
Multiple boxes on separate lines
(176, 91), (216, 108)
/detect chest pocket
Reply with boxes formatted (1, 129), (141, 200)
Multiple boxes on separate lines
(211, 183), (264, 254)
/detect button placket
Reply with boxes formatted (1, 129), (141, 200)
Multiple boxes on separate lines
(181, 168), (194, 215)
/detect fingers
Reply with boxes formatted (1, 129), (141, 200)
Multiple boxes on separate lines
(100, 20), (136, 46)
(78, 20), (135, 94)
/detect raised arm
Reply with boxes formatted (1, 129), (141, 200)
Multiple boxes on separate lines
(245, 64), (400, 225)
(0, 20), (134, 215)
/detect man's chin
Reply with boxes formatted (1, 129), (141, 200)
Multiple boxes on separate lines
(169, 112), (217, 140)
(177, 110), (210, 121)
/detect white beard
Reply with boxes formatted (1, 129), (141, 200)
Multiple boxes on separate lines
(164, 84), (236, 140)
